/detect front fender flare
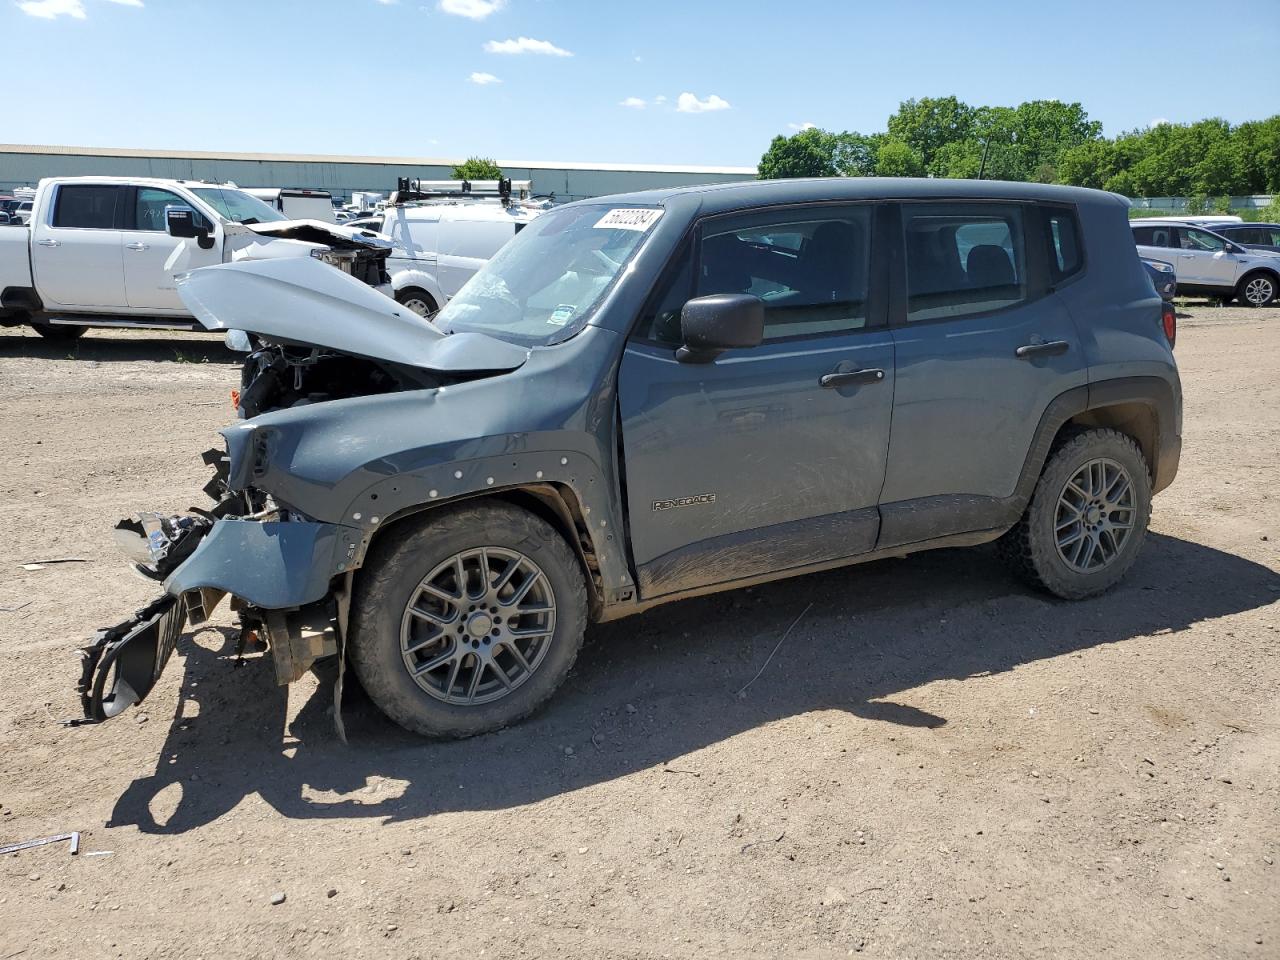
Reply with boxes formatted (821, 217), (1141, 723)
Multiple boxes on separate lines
(338, 450), (635, 604)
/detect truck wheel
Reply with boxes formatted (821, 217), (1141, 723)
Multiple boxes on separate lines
(395, 288), (437, 318)
(349, 501), (588, 738)
(1235, 271), (1277, 307)
(997, 428), (1151, 600)
(33, 323), (86, 341)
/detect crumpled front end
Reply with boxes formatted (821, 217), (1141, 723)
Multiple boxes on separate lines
(75, 446), (355, 725)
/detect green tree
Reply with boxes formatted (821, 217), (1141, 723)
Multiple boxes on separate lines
(874, 140), (925, 177)
(831, 131), (883, 177)
(451, 156), (503, 180)
(757, 128), (839, 179)
(886, 96), (975, 172)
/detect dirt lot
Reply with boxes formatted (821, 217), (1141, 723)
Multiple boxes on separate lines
(0, 305), (1277, 960)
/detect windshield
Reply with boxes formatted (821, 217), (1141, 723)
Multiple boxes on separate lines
(432, 203), (662, 346)
(191, 187), (288, 225)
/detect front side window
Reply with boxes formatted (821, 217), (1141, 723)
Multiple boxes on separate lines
(51, 184), (122, 229)
(432, 203), (661, 346)
(905, 203), (1026, 322)
(135, 187), (188, 231)
(1179, 228), (1226, 252)
(639, 206), (874, 345)
(190, 187), (288, 225)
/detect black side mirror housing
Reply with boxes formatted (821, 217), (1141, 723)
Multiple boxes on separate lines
(166, 206), (215, 250)
(676, 293), (765, 363)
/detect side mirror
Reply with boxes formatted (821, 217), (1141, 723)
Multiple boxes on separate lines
(166, 205), (215, 250)
(676, 293), (765, 363)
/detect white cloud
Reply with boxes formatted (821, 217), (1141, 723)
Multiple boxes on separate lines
(1149, 117), (1170, 127)
(17, 0), (86, 18)
(654, 95), (667, 104)
(375, 0), (397, 4)
(469, 71), (501, 85)
(788, 121), (817, 131)
(103, 0), (143, 6)
(676, 92), (730, 114)
(484, 36), (572, 56)
(440, 0), (504, 19)
(620, 97), (646, 109)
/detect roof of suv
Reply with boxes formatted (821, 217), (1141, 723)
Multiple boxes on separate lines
(592, 177), (1128, 213)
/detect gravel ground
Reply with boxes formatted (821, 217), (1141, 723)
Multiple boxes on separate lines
(0, 304), (1277, 960)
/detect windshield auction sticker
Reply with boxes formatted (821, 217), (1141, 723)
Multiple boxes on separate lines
(594, 208), (663, 231)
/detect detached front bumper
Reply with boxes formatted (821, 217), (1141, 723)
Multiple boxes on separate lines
(76, 516), (350, 725)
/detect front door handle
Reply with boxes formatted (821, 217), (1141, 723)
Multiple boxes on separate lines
(1015, 340), (1070, 359)
(820, 368), (886, 389)
(125, 242), (150, 252)
(36, 238), (60, 248)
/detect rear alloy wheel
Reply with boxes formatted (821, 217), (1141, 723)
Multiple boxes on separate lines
(1236, 271), (1277, 307)
(997, 428), (1151, 599)
(395, 288), (437, 318)
(349, 502), (587, 738)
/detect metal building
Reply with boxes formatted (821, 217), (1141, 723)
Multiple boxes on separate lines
(0, 144), (757, 202)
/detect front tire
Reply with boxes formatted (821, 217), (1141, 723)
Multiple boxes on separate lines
(395, 287), (438, 318)
(349, 502), (588, 738)
(998, 428), (1152, 599)
(1236, 271), (1277, 307)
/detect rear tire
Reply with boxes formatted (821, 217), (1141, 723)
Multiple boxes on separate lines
(997, 428), (1152, 599)
(395, 287), (438, 318)
(349, 502), (588, 738)
(1236, 271), (1277, 307)
(33, 323), (86, 341)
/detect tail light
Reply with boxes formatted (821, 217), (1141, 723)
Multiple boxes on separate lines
(1161, 301), (1177, 349)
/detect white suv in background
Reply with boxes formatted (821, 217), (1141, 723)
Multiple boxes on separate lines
(349, 201), (543, 316)
(1131, 219), (1280, 306)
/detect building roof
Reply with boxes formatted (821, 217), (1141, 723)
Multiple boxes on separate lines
(0, 143), (757, 176)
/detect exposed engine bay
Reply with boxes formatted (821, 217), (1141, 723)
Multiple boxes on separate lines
(234, 342), (439, 419)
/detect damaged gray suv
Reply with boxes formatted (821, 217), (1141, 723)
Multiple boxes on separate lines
(80, 178), (1182, 738)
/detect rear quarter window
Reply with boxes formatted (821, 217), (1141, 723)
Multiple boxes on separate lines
(1044, 206), (1083, 284)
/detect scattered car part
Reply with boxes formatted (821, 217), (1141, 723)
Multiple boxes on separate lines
(0, 832), (80, 856)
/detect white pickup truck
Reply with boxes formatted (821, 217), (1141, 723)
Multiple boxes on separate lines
(0, 177), (392, 339)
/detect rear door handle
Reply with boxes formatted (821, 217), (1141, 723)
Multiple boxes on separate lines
(1015, 340), (1070, 359)
(36, 238), (60, 248)
(125, 242), (150, 252)
(820, 368), (886, 389)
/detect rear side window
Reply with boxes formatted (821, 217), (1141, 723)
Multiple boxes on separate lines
(904, 203), (1026, 322)
(52, 185), (122, 229)
(1132, 225), (1174, 248)
(1044, 207), (1083, 283)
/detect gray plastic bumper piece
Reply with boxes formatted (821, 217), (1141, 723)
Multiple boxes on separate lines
(163, 519), (343, 610)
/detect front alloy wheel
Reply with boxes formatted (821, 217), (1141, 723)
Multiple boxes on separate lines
(349, 502), (588, 738)
(401, 547), (556, 706)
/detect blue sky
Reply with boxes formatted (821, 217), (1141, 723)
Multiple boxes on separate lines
(2, 0), (1277, 167)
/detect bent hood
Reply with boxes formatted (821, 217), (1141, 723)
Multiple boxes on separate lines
(176, 257), (529, 373)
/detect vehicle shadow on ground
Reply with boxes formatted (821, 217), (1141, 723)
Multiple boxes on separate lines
(108, 532), (1280, 834)
(0, 333), (236, 365)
